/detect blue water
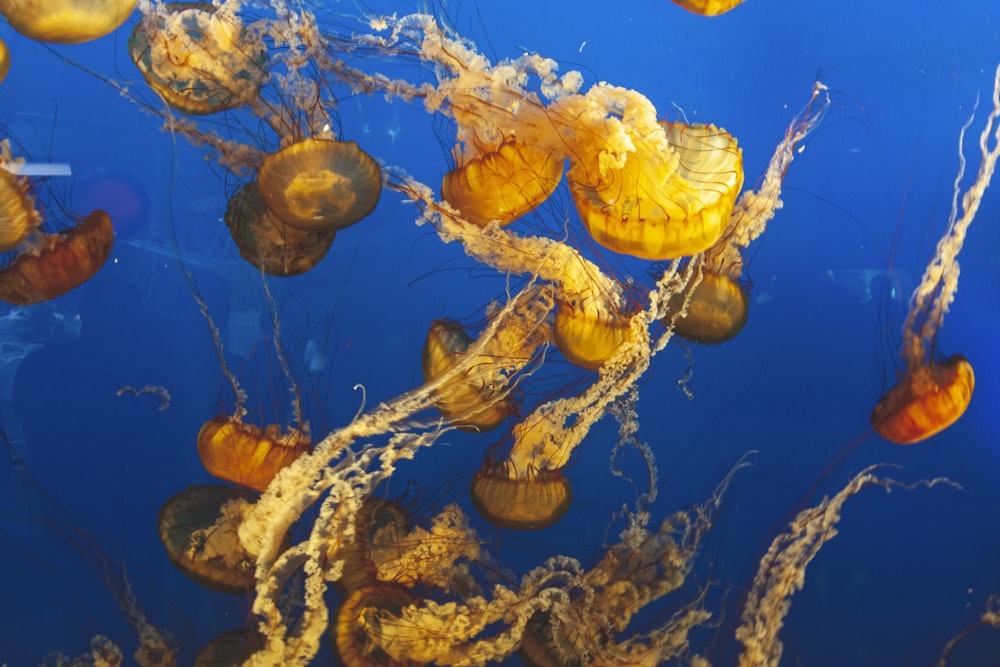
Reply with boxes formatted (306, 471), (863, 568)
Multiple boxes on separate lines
(1, 0), (999, 665)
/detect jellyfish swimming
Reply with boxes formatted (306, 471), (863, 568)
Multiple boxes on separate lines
(0, 0), (138, 44)
(197, 416), (311, 492)
(870, 65), (1000, 444)
(0, 37), (9, 83)
(669, 0), (747, 16)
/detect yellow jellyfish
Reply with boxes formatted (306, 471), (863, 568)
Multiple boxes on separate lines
(128, 1), (268, 115)
(871, 65), (1000, 444)
(197, 416), (311, 493)
(0, 37), (9, 83)
(663, 81), (830, 344)
(441, 138), (563, 227)
(0, 147), (40, 252)
(568, 121), (744, 260)
(469, 464), (573, 530)
(224, 181), (337, 276)
(670, 0), (746, 16)
(256, 138), (382, 232)
(0, 0), (138, 44)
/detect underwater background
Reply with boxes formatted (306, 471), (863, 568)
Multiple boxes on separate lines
(0, 0), (999, 665)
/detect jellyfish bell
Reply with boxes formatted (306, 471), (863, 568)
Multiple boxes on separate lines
(0, 209), (114, 306)
(669, 0), (746, 16)
(664, 268), (749, 344)
(197, 415), (311, 492)
(333, 585), (420, 667)
(0, 36), (9, 83)
(0, 0), (138, 44)
(256, 137), (382, 233)
(469, 464), (572, 531)
(224, 181), (336, 277)
(158, 484), (258, 594)
(568, 121), (744, 260)
(870, 354), (975, 445)
(128, 1), (268, 116)
(441, 139), (564, 227)
(0, 156), (41, 253)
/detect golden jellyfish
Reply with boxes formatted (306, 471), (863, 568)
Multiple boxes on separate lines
(670, 0), (746, 16)
(224, 181), (336, 276)
(0, 145), (40, 252)
(333, 585), (419, 667)
(128, 1), (268, 115)
(441, 139), (563, 227)
(158, 485), (258, 594)
(0, 37), (9, 83)
(553, 289), (637, 369)
(469, 464), (572, 530)
(568, 121), (744, 260)
(666, 269), (749, 344)
(256, 138), (382, 232)
(197, 416), (311, 492)
(0, 0), (137, 44)
(0, 209), (114, 305)
(871, 65), (1000, 444)
(421, 318), (517, 432)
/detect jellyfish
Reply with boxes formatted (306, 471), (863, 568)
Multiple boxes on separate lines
(669, 0), (746, 16)
(870, 65), (1000, 445)
(0, 140), (41, 252)
(663, 82), (830, 344)
(469, 464), (573, 530)
(197, 416), (311, 492)
(441, 138), (564, 227)
(0, 209), (114, 305)
(158, 485), (259, 593)
(128, 0), (268, 115)
(224, 181), (336, 276)
(0, 37), (9, 83)
(0, 0), (138, 44)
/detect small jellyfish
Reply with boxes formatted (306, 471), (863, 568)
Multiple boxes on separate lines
(332, 585), (419, 667)
(197, 416), (311, 492)
(469, 464), (572, 531)
(0, 37), (9, 83)
(256, 138), (382, 233)
(553, 290), (637, 370)
(0, 0), (138, 44)
(441, 139), (563, 227)
(0, 209), (114, 305)
(670, 0), (746, 16)
(666, 269), (749, 344)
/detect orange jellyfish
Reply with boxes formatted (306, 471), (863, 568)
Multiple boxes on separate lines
(669, 0), (746, 16)
(568, 121), (743, 260)
(469, 464), (572, 531)
(224, 181), (336, 276)
(0, 209), (114, 305)
(158, 485), (259, 594)
(0, 146), (41, 252)
(441, 138), (563, 227)
(553, 288), (638, 369)
(0, 37), (9, 83)
(0, 0), (138, 44)
(128, 2), (268, 115)
(333, 585), (419, 667)
(421, 318), (517, 432)
(197, 416), (311, 492)
(871, 65), (1000, 444)
(256, 138), (382, 233)
(665, 268), (749, 344)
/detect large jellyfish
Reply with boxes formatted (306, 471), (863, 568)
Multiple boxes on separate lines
(0, 0), (138, 44)
(870, 64), (999, 445)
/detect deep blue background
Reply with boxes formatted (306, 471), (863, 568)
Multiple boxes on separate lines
(1, 0), (999, 665)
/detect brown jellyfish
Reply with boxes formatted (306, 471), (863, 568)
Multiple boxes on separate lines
(0, 0), (138, 44)
(0, 209), (114, 305)
(157, 485), (259, 594)
(197, 415), (311, 492)
(333, 585), (419, 667)
(669, 0), (746, 16)
(441, 139), (563, 227)
(256, 138), (382, 233)
(128, 2), (268, 115)
(224, 181), (336, 276)
(665, 269), (749, 344)
(469, 464), (572, 531)
(0, 37), (9, 83)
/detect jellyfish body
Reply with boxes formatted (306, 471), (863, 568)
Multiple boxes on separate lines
(469, 466), (572, 530)
(0, 209), (114, 305)
(0, 37), (9, 83)
(670, 0), (746, 16)
(441, 140), (563, 227)
(421, 319), (515, 431)
(129, 2), (267, 115)
(665, 270), (749, 344)
(0, 164), (40, 252)
(871, 355), (975, 445)
(256, 138), (382, 232)
(333, 585), (419, 667)
(553, 294), (634, 370)
(158, 485), (258, 594)
(225, 182), (336, 276)
(197, 416), (311, 492)
(569, 122), (743, 260)
(0, 0), (138, 43)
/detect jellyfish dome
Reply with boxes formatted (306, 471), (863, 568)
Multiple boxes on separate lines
(0, 0), (138, 44)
